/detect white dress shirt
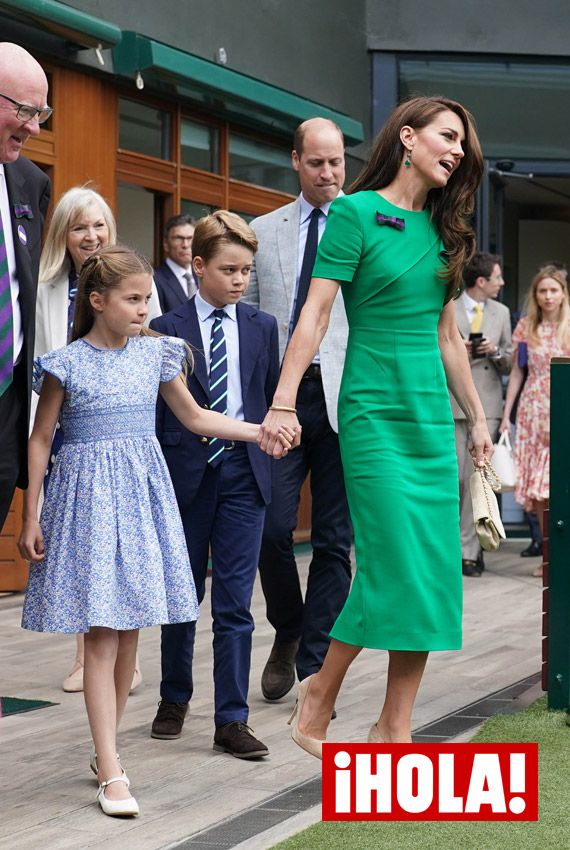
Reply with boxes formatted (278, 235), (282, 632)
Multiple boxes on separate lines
(194, 290), (244, 421)
(0, 164), (23, 364)
(461, 290), (486, 327)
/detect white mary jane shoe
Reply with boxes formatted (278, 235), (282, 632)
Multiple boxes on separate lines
(96, 776), (139, 818)
(90, 751), (122, 777)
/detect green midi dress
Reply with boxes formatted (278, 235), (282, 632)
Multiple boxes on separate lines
(312, 190), (462, 651)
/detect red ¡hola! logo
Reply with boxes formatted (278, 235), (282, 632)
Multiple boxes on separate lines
(322, 743), (538, 821)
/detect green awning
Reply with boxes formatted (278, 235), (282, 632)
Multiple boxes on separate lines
(0, 0), (121, 49)
(113, 32), (364, 145)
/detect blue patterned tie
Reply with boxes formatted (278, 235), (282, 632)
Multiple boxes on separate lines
(0, 206), (13, 398)
(208, 308), (228, 466)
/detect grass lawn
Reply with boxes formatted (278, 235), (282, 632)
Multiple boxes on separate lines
(271, 698), (570, 850)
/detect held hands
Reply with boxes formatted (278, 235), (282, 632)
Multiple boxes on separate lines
(468, 420), (494, 469)
(258, 409), (302, 458)
(18, 518), (46, 563)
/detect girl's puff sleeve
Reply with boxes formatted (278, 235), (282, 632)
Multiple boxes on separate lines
(312, 195), (364, 284)
(33, 347), (68, 394)
(159, 336), (188, 382)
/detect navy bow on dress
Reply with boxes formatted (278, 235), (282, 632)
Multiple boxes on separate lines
(376, 211), (405, 231)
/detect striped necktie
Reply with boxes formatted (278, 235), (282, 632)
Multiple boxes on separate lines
(208, 308), (228, 466)
(0, 206), (13, 398)
(470, 303), (484, 333)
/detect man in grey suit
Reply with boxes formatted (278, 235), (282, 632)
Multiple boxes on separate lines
(246, 117), (351, 700)
(450, 252), (512, 577)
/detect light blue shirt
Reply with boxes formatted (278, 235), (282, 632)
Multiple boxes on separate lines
(194, 291), (244, 421)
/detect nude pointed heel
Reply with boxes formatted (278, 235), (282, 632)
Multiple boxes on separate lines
(288, 674), (324, 760)
(368, 722), (383, 744)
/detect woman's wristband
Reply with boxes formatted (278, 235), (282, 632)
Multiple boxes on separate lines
(269, 405), (297, 413)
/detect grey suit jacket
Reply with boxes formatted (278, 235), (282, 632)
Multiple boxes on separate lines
(246, 196), (348, 432)
(450, 295), (513, 421)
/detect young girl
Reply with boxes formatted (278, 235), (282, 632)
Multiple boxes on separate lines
(19, 245), (294, 818)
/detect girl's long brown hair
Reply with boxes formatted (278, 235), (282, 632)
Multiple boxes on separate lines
(71, 244), (193, 375)
(350, 96), (484, 300)
(71, 245), (153, 341)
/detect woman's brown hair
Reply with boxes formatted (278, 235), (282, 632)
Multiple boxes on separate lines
(71, 245), (153, 341)
(350, 96), (484, 300)
(525, 266), (570, 350)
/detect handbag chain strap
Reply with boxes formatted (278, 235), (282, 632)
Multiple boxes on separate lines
(475, 461), (500, 523)
(482, 459), (502, 493)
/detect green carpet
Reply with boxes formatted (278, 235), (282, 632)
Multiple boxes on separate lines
(0, 696), (57, 717)
(272, 698), (570, 850)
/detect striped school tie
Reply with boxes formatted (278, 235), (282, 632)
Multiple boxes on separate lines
(0, 207), (13, 398)
(208, 308), (228, 466)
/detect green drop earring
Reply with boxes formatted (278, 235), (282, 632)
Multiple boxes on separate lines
(404, 149), (412, 168)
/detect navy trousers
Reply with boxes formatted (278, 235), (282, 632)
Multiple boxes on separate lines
(160, 445), (265, 727)
(258, 373), (352, 681)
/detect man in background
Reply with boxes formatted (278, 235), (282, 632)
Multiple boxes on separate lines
(154, 213), (197, 313)
(451, 252), (512, 577)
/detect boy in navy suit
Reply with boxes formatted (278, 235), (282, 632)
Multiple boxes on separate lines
(150, 211), (279, 758)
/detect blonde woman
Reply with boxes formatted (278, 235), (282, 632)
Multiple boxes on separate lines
(34, 186), (160, 690)
(500, 266), (570, 575)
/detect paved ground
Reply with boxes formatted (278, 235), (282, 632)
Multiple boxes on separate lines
(0, 539), (543, 850)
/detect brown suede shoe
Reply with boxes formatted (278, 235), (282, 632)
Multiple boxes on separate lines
(213, 721), (269, 759)
(261, 638), (300, 701)
(151, 700), (188, 739)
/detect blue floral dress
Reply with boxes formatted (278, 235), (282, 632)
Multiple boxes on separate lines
(22, 335), (200, 634)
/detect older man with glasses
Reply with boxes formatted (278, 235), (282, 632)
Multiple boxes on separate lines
(0, 42), (51, 532)
(153, 213), (198, 313)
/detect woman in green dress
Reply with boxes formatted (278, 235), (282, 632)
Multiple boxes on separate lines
(259, 96), (493, 756)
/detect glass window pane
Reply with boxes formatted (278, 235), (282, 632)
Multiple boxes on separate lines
(119, 98), (171, 159)
(229, 133), (298, 194)
(116, 183), (156, 260)
(399, 59), (570, 159)
(181, 199), (216, 220)
(181, 119), (219, 172)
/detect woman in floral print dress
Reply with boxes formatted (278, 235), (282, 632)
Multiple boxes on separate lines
(500, 265), (570, 575)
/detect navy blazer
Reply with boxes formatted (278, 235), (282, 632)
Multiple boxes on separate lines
(150, 297), (279, 506)
(4, 156), (51, 488)
(154, 262), (192, 314)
